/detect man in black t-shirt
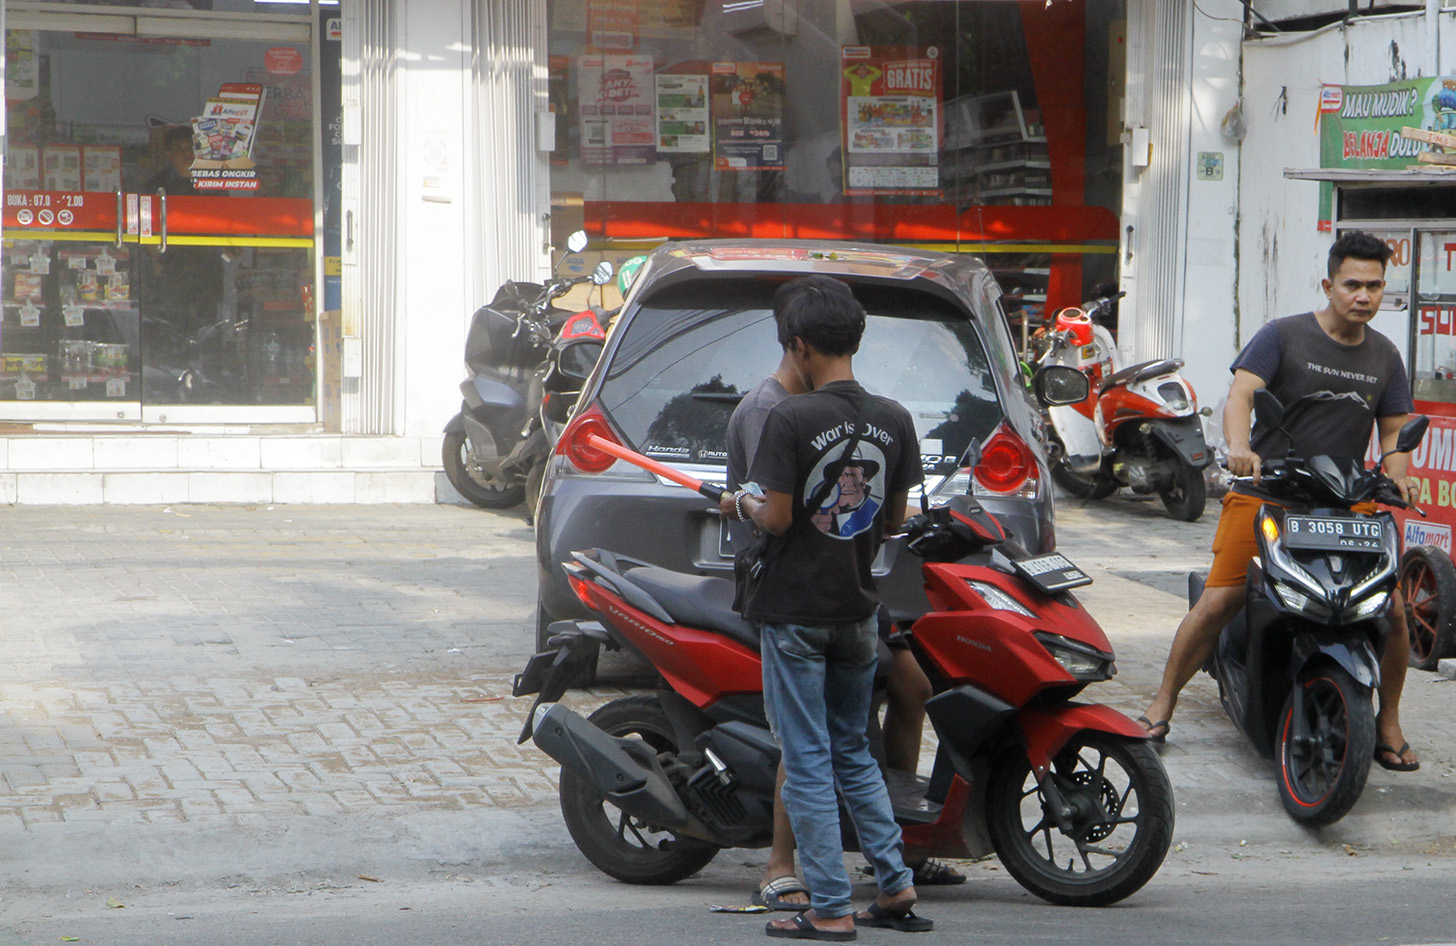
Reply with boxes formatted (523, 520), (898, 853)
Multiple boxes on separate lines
(1139, 231), (1422, 772)
(736, 276), (930, 937)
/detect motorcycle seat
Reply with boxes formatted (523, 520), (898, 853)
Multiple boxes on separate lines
(1099, 358), (1184, 392)
(618, 566), (762, 652)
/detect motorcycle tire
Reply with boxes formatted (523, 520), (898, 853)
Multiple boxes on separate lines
(1400, 545), (1456, 671)
(1276, 665), (1375, 826)
(1157, 462), (1206, 522)
(986, 733), (1173, 907)
(1050, 457), (1118, 501)
(442, 430), (525, 509)
(558, 695), (719, 885)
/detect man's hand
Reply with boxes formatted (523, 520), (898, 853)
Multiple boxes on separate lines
(718, 491), (739, 521)
(1226, 444), (1262, 483)
(1395, 475), (1421, 504)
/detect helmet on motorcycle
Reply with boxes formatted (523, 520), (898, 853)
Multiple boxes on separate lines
(1054, 307), (1093, 346)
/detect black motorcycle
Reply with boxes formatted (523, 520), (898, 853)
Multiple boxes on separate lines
(1201, 389), (1427, 825)
(443, 231), (612, 510)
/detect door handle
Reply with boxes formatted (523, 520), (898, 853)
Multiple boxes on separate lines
(346, 209), (354, 252)
(114, 188), (124, 249)
(157, 188), (168, 254)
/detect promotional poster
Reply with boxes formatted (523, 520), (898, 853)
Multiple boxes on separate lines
(711, 61), (785, 171)
(840, 46), (942, 196)
(578, 54), (657, 166)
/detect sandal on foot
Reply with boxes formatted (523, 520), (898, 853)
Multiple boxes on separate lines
(909, 858), (965, 886)
(755, 876), (812, 911)
(1375, 741), (1420, 772)
(1136, 715), (1170, 744)
(855, 903), (934, 933)
(766, 912), (857, 941)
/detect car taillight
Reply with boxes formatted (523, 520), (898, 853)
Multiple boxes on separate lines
(974, 423), (1037, 496)
(555, 404), (622, 474)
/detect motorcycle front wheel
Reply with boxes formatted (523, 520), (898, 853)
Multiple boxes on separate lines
(1157, 461), (1207, 522)
(442, 429), (525, 509)
(1277, 665), (1375, 826)
(559, 695), (719, 885)
(987, 733), (1173, 907)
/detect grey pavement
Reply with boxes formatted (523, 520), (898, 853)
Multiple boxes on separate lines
(1, 496), (1455, 938)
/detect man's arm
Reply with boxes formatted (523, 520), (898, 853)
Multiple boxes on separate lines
(746, 489), (793, 536)
(1376, 413), (1420, 502)
(883, 491), (910, 538)
(1224, 368), (1267, 481)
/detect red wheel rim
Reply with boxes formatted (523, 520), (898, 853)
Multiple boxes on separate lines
(1403, 560), (1440, 663)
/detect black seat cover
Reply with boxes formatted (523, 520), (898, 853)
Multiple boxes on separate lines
(620, 566), (761, 652)
(1100, 358), (1183, 392)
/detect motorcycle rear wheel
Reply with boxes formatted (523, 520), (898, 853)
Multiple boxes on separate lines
(1276, 665), (1375, 826)
(559, 696), (719, 885)
(987, 734), (1173, 907)
(1050, 457), (1118, 501)
(442, 430), (525, 509)
(1157, 462), (1206, 522)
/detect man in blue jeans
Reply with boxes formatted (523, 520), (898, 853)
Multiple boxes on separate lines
(735, 276), (930, 940)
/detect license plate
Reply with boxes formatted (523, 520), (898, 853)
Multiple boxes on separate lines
(1011, 552), (1092, 593)
(1283, 516), (1385, 552)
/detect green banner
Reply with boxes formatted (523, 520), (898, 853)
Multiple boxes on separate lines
(1315, 78), (1456, 224)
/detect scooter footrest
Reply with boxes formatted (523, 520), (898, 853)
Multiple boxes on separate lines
(884, 768), (942, 826)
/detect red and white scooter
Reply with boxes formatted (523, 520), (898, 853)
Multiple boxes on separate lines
(1032, 293), (1213, 521)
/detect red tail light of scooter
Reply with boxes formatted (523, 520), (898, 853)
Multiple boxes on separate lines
(556, 404), (625, 474)
(973, 423), (1039, 497)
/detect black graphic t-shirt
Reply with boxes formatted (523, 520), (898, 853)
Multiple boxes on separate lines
(1232, 311), (1412, 464)
(745, 380), (923, 626)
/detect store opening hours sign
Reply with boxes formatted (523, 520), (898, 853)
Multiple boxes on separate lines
(5, 191), (109, 230)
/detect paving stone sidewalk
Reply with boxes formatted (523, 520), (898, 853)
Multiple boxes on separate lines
(1, 498), (1454, 900)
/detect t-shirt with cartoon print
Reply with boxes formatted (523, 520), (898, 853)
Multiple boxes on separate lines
(744, 379), (923, 626)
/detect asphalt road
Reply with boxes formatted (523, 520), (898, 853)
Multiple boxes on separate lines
(1, 494), (1455, 946)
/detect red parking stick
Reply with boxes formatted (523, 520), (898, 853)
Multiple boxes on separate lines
(584, 433), (728, 501)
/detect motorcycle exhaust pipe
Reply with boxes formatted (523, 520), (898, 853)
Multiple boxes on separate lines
(532, 703), (691, 828)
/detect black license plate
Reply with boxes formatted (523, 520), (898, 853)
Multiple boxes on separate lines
(1283, 516), (1384, 552)
(1012, 552), (1092, 593)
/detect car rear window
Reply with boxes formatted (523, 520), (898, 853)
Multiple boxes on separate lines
(597, 278), (1005, 474)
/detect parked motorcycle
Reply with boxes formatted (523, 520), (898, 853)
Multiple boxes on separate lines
(515, 417), (1174, 905)
(1031, 293), (1213, 521)
(443, 231), (612, 509)
(1201, 389), (1427, 825)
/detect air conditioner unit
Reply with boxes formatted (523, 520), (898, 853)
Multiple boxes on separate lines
(723, 0), (798, 38)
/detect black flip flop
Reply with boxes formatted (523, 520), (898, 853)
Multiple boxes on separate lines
(1375, 741), (1420, 772)
(766, 911), (857, 941)
(855, 903), (933, 933)
(1136, 715), (1169, 744)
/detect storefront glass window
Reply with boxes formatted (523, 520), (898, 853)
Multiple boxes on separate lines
(31, 1), (319, 14)
(1, 19), (316, 418)
(1414, 229), (1456, 404)
(545, 0), (1123, 327)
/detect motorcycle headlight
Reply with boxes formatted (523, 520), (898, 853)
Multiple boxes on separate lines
(1272, 578), (1333, 620)
(1340, 589), (1391, 623)
(967, 580), (1036, 618)
(1034, 632), (1113, 681)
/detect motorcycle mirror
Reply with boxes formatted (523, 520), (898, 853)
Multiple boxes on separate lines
(552, 337), (603, 386)
(1032, 365), (1090, 407)
(1390, 414), (1430, 458)
(590, 261), (615, 286)
(1253, 388), (1284, 427)
(565, 230), (589, 254)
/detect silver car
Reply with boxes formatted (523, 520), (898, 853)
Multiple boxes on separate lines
(534, 239), (1058, 648)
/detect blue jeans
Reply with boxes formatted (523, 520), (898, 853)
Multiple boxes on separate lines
(760, 617), (913, 918)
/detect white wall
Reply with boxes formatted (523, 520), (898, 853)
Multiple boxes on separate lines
(1236, 13), (1452, 377)
(397, 0), (475, 440)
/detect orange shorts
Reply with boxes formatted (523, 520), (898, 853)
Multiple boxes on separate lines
(1205, 491), (1376, 588)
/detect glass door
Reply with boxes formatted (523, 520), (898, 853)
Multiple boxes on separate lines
(2, 10), (316, 422)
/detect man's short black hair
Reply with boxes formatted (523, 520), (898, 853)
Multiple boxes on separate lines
(774, 275), (865, 357)
(1328, 230), (1392, 277)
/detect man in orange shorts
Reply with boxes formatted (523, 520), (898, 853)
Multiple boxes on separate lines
(1140, 230), (1422, 772)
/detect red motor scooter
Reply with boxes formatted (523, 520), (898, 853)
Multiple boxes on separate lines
(515, 493), (1173, 906)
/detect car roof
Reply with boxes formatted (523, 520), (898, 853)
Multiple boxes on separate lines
(629, 239), (998, 311)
